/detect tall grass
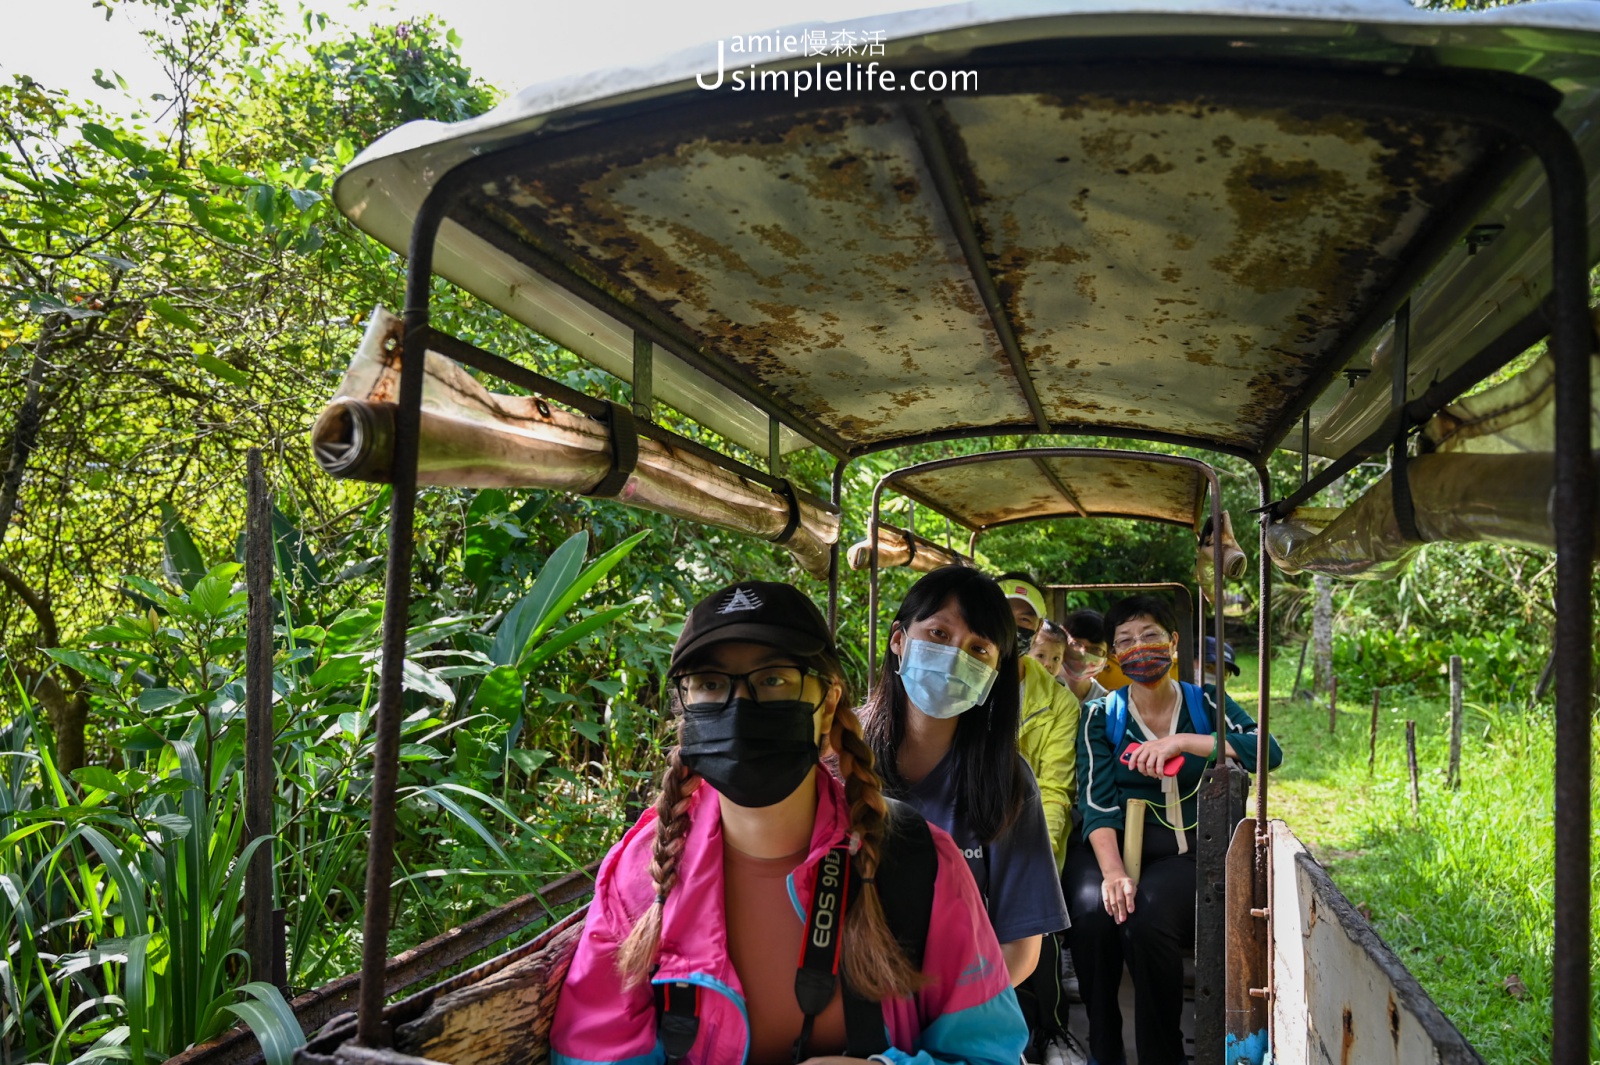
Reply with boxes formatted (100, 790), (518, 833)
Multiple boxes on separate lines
(1236, 652), (1600, 1062)
(0, 696), (301, 1065)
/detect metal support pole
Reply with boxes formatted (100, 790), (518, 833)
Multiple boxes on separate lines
(1300, 411), (1309, 487)
(768, 416), (782, 478)
(828, 458), (846, 636)
(1539, 118), (1595, 1065)
(356, 167), (468, 1049)
(243, 450), (278, 991)
(630, 333), (653, 421)
(1253, 463), (1273, 904)
(868, 477), (886, 682)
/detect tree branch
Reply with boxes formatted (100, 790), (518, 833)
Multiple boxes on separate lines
(0, 321), (57, 550)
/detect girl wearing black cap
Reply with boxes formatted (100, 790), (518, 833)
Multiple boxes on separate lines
(859, 566), (1070, 990)
(551, 581), (1027, 1065)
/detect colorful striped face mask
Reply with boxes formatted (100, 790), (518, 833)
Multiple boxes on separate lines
(1116, 640), (1173, 684)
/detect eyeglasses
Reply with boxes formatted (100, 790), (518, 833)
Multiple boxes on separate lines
(670, 665), (811, 711)
(1113, 626), (1164, 652)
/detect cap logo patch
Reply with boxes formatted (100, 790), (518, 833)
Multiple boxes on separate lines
(719, 588), (764, 614)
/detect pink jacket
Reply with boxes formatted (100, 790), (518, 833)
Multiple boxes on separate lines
(551, 768), (1026, 1064)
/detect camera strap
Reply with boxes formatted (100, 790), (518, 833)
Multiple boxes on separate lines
(791, 844), (849, 1063)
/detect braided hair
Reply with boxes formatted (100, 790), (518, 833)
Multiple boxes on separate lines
(615, 652), (923, 1001)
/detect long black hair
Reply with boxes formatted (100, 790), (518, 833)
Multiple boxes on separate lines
(859, 565), (1028, 844)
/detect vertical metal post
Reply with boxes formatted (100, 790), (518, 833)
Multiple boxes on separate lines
(1253, 464), (1273, 899)
(1537, 119), (1594, 1065)
(768, 416), (782, 478)
(357, 169), (464, 1049)
(630, 333), (653, 420)
(243, 450), (278, 990)
(1300, 410), (1310, 487)
(828, 458), (846, 636)
(868, 477), (886, 682)
(1250, 464), (1274, 1056)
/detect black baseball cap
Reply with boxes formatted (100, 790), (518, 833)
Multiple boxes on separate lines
(1203, 636), (1241, 676)
(671, 581), (834, 670)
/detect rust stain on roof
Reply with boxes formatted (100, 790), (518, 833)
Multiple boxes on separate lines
(453, 81), (1499, 452)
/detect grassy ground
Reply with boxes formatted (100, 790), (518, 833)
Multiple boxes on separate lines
(1225, 652), (1599, 1063)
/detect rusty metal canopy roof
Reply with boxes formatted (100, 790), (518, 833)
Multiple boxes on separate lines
(333, 1), (1600, 463)
(884, 449), (1211, 533)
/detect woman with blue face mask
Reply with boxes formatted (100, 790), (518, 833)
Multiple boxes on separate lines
(860, 566), (1070, 990)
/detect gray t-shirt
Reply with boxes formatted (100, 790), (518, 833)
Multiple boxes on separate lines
(900, 749), (1070, 943)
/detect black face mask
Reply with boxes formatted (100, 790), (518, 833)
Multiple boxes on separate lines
(678, 697), (820, 809)
(1016, 626), (1037, 655)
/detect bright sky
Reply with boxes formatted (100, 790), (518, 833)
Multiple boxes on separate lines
(0, 0), (936, 115)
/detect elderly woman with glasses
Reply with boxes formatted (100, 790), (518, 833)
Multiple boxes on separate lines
(1063, 593), (1283, 1065)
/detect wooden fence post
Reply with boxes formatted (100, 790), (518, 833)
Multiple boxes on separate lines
(1328, 674), (1339, 734)
(243, 450), (283, 990)
(1406, 720), (1420, 817)
(1368, 688), (1381, 774)
(1447, 655), (1464, 790)
(1291, 638), (1309, 699)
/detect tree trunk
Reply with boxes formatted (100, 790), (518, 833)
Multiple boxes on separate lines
(0, 560), (87, 775)
(0, 335), (54, 550)
(1310, 477), (1345, 696)
(1311, 573), (1333, 696)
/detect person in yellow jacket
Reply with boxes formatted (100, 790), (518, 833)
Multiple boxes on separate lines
(998, 574), (1085, 1059)
(998, 574), (1081, 868)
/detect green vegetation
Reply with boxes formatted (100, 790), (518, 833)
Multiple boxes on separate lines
(0, 2), (1592, 1063)
(1234, 650), (1600, 1063)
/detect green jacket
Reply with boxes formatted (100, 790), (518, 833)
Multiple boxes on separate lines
(1076, 682), (1284, 839)
(1017, 655), (1081, 867)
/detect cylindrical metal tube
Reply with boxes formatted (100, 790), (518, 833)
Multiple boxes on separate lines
(313, 310), (840, 579)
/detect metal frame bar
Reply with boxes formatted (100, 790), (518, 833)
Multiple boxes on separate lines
(1252, 461), (1274, 1030)
(1531, 105), (1595, 1065)
(357, 163), (475, 1047)
(1267, 301), (1551, 518)
(851, 519), (979, 572)
(847, 420), (1262, 464)
(1031, 454), (1091, 520)
(828, 458), (848, 635)
(904, 99), (1050, 432)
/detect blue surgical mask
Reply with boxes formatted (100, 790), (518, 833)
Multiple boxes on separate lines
(897, 638), (999, 719)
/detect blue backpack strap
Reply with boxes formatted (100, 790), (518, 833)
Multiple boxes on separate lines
(1183, 682), (1212, 737)
(1105, 687), (1130, 750)
(1111, 684), (1212, 747)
